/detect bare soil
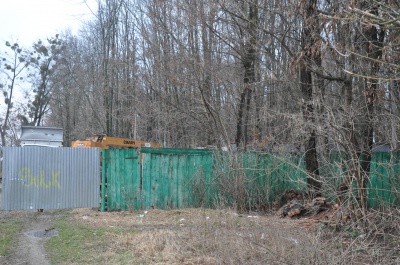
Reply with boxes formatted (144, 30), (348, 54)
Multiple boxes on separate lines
(2, 211), (55, 265)
(0, 184), (60, 265)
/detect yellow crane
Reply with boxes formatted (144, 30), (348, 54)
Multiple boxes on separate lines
(71, 135), (160, 149)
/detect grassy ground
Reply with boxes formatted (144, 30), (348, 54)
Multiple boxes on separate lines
(1, 207), (400, 264)
(47, 212), (136, 264)
(0, 215), (24, 256)
(48, 208), (328, 265)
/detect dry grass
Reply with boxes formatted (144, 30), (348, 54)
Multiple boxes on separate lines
(0, 206), (396, 264)
(67, 208), (336, 264)
(62, 207), (400, 265)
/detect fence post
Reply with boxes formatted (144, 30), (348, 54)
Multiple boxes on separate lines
(101, 149), (107, 212)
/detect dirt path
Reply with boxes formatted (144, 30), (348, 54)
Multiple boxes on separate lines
(6, 212), (54, 265)
(0, 184), (55, 265)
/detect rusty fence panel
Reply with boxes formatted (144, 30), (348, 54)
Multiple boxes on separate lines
(1, 147), (100, 210)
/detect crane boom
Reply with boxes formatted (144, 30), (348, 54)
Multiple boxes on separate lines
(71, 135), (159, 149)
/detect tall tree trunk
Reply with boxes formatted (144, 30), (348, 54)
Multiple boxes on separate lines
(236, 0), (258, 148)
(300, 0), (321, 195)
(357, 1), (385, 210)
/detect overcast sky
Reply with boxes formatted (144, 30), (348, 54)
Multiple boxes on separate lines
(0, 0), (97, 48)
(0, 0), (98, 113)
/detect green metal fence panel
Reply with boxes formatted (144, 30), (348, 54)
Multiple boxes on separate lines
(262, 153), (306, 197)
(102, 149), (141, 211)
(369, 152), (387, 207)
(322, 152), (347, 201)
(102, 148), (400, 211)
(369, 152), (400, 207)
(140, 152), (155, 209)
(140, 148), (214, 210)
(208, 152), (307, 209)
(389, 152), (400, 205)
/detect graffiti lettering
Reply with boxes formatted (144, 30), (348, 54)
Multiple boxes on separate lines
(19, 167), (61, 189)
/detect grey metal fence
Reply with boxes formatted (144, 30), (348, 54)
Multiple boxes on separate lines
(1, 147), (100, 210)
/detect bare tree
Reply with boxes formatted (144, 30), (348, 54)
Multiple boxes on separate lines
(34, 0), (400, 216)
(28, 36), (64, 126)
(298, 0), (322, 195)
(0, 41), (29, 148)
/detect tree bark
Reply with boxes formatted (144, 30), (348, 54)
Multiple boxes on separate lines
(299, 0), (321, 195)
(235, 0), (258, 148)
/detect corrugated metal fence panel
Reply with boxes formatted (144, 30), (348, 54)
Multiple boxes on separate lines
(103, 149), (141, 211)
(1, 147), (100, 210)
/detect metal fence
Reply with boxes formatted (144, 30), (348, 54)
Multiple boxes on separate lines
(366, 152), (400, 207)
(1, 147), (100, 210)
(101, 148), (141, 211)
(101, 148), (307, 211)
(140, 148), (214, 209)
(102, 148), (400, 211)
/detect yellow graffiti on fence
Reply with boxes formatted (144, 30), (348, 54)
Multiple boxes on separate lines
(19, 167), (61, 189)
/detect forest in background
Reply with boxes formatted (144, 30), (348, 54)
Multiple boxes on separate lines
(1, 0), (400, 213)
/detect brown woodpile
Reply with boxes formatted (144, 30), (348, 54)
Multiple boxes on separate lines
(276, 189), (333, 218)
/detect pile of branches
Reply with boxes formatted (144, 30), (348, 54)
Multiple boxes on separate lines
(275, 189), (336, 218)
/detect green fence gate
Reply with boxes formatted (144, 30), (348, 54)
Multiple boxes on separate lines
(102, 148), (214, 211)
(101, 148), (141, 211)
(140, 148), (214, 210)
